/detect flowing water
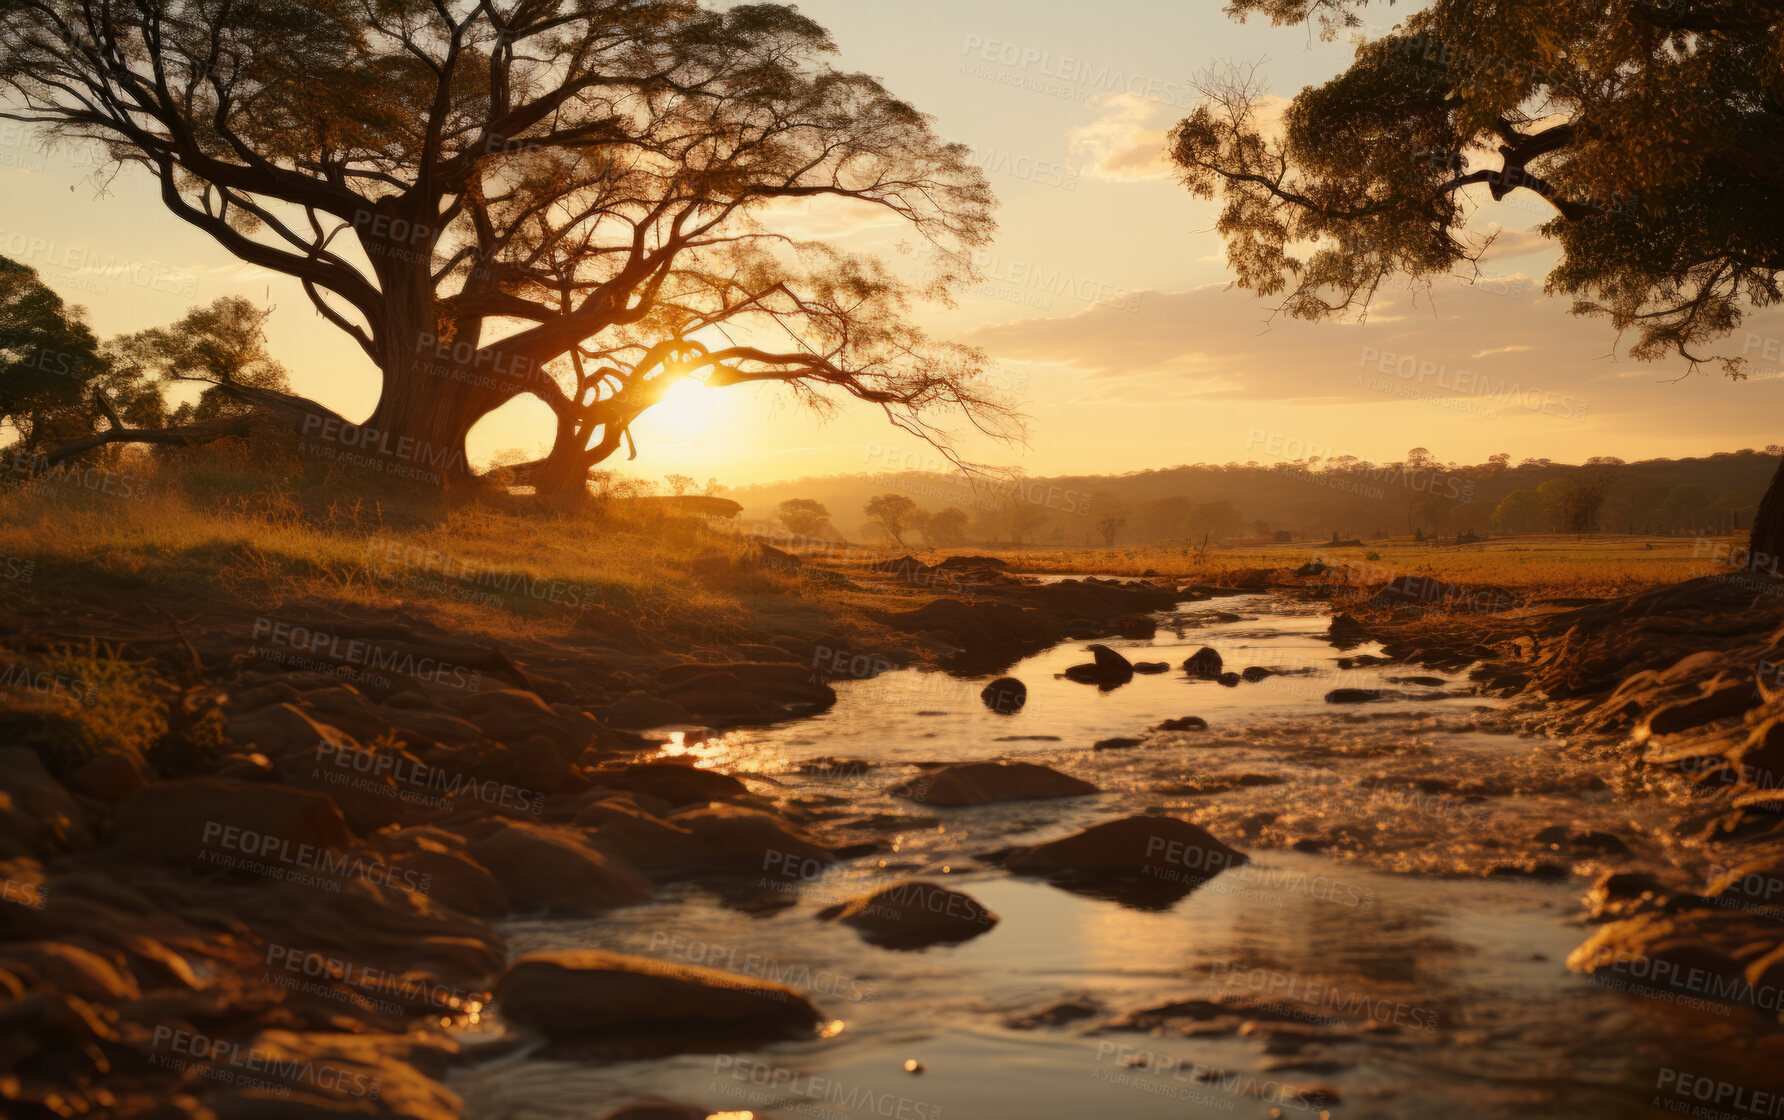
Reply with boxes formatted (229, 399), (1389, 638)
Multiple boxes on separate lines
(453, 592), (1761, 1119)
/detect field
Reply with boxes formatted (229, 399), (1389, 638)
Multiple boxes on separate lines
(941, 534), (1731, 598)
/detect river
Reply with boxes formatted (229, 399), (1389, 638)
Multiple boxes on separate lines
(451, 591), (1757, 1119)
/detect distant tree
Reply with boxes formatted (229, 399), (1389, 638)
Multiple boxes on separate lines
(0, 256), (104, 456)
(118, 298), (292, 425)
(1094, 494), (1132, 546)
(664, 474), (697, 497)
(926, 507), (971, 548)
(1661, 483), (1710, 532)
(865, 493), (922, 546)
(778, 498), (832, 538)
(1489, 488), (1547, 535)
(703, 478), (729, 497)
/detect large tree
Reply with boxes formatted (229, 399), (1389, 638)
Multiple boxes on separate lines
(1174, 0), (1784, 561)
(0, 1), (1002, 491)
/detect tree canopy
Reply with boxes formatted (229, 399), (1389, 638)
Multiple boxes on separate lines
(1177, 0), (1784, 554)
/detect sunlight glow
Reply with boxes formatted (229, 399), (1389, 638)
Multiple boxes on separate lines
(649, 378), (722, 441)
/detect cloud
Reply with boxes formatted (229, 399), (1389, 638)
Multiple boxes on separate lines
(1067, 93), (1176, 182)
(963, 277), (1784, 418)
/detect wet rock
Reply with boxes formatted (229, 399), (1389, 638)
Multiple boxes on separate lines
(1386, 675), (1446, 688)
(1112, 614), (1157, 639)
(1239, 666), (1273, 682)
(816, 880), (999, 947)
(114, 778), (354, 866)
(888, 762), (1097, 807)
(493, 949), (822, 1039)
(656, 662), (836, 723)
(998, 815), (1246, 907)
(595, 762), (752, 807)
(606, 692), (694, 730)
(1094, 737), (1144, 751)
(1325, 688), (1391, 704)
(1216, 672), (1241, 687)
(1327, 613), (1369, 648)
(1155, 717), (1208, 732)
(468, 820), (652, 915)
(374, 827), (508, 918)
(672, 804), (834, 873)
(1133, 662), (1170, 674)
(1063, 644), (1134, 687)
(980, 677), (1028, 714)
(1183, 647), (1223, 679)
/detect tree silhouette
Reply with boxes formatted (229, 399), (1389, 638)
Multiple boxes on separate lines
(1, 1), (1005, 491)
(864, 492), (921, 546)
(1176, 0), (1784, 562)
(778, 498), (831, 538)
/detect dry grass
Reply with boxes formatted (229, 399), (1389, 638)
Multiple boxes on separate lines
(884, 534), (1732, 598)
(0, 442), (819, 650)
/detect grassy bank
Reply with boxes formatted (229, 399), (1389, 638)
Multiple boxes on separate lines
(914, 534), (1726, 597)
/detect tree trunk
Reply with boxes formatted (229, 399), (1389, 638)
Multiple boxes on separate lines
(1750, 454), (1784, 572)
(352, 340), (526, 489)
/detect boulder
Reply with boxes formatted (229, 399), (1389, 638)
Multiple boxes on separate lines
(1093, 737), (1143, 751)
(671, 804), (834, 873)
(979, 677), (1028, 714)
(594, 762), (751, 807)
(1325, 688), (1392, 704)
(225, 702), (358, 759)
(888, 762), (1097, 807)
(493, 949), (821, 1039)
(1155, 717), (1207, 732)
(1216, 672), (1241, 687)
(468, 820), (652, 915)
(817, 880), (999, 947)
(1132, 662), (1170, 674)
(113, 778), (354, 866)
(606, 692), (694, 730)
(656, 662), (835, 723)
(1183, 647), (1223, 679)
(1062, 644), (1134, 687)
(1002, 815), (1245, 881)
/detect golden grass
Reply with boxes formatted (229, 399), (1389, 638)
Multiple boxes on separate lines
(881, 534), (1732, 598)
(0, 446), (795, 647)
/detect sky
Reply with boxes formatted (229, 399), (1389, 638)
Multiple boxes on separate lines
(5, 0), (1784, 486)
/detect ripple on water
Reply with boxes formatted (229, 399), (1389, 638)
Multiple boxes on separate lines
(452, 593), (1765, 1119)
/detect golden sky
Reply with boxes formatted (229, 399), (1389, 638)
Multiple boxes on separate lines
(5, 0), (1782, 485)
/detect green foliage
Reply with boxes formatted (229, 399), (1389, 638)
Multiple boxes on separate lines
(1178, 0), (1784, 371)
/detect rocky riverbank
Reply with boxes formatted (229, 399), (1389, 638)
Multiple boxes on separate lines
(0, 545), (1190, 1118)
(5, 540), (1782, 1118)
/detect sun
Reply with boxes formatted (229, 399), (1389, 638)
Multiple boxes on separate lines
(645, 377), (721, 441)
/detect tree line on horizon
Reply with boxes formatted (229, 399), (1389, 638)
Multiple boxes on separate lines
(749, 449), (1771, 549)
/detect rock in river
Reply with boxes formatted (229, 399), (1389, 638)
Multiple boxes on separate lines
(997, 815), (1246, 907)
(1155, 717), (1208, 732)
(1062, 644), (1134, 687)
(493, 949), (822, 1039)
(817, 879), (999, 947)
(889, 761), (1097, 806)
(1183, 647), (1223, 679)
(980, 677), (1028, 714)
